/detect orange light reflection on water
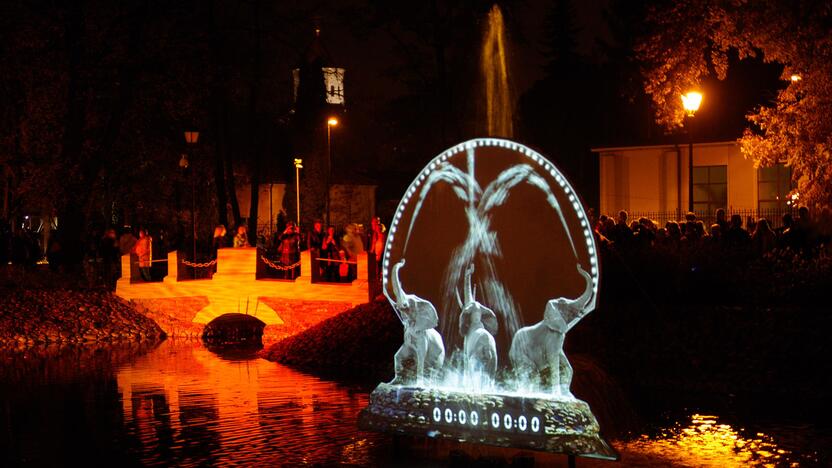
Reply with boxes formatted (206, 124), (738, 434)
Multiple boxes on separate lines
(115, 340), (379, 466)
(626, 413), (797, 468)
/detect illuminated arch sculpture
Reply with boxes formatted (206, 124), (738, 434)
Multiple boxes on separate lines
(360, 138), (617, 460)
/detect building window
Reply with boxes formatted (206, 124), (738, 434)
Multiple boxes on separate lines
(692, 165), (727, 215)
(757, 163), (792, 211)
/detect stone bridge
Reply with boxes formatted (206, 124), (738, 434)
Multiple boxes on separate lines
(115, 248), (372, 331)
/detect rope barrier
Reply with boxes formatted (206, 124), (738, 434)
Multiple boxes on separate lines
(260, 256), (301, 271)
(315, 258), (358, 265)
(181, 258), (218, 268)
(132, 259), (170, 265)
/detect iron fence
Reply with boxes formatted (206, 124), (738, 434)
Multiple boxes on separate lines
(610, 208), (798, 230)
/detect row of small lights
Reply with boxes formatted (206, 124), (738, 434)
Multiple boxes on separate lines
(382, 138), (599, 300)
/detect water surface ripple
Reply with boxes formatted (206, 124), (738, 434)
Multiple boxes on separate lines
(0, 340), (828, 466)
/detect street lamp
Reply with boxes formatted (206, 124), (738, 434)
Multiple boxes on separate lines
(294, 158), (303, 226)
(184, 130), (199, 267)
(326, 117), (338, 227)
(681, 91), (702, 213)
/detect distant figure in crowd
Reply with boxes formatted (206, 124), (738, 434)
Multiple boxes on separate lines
(308, 220), (323, 251)
(724, 214), (751, 248)
(609, 210), (633, 247)
(338, 250), (350, 280)
(308, 220), (325, 280)
(715, 208), (730, 234)
(321, 226), (339, 281)
(279, 221), (301, 279)
(370, 216), (386, 278)
(212, 225), (226, 257)
(792, 206), (815, 249)
(746, 216), (757, 235)
(665, 221), (682, 249)
(341, 224), (363, 281)
(45, 230), (62, 271)
(752, 218), (777, 255)
(119, 228), (137, 255)
(132, 229), (153, 281)
(275, 211), (287, 239)
(233, 225), (248, 248)
(708, 224), (722, 244)
(100, 228), (120, 290)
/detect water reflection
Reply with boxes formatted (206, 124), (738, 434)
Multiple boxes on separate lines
(0, 341), (827, 467)
(115, 340), (380, 466)
(623, 413), (818, 467)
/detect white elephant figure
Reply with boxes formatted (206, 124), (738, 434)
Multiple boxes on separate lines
(509, 265), (594, 396)
(388, 259), (445, 385)
(457, 264), (498, 388)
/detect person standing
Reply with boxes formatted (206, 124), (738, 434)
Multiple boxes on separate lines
(212, 225), (227, 257)
(100, 228), (120, 290)
(279, 221), (301, 279)
(307, 220), (324, 280)
(132, 229), (153, 282)
(370, 217), (386, 279)
(321, 226), (339, 281)
(233, 225), (248, 248)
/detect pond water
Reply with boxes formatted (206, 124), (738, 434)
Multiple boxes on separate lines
(0, 340), (827, 467)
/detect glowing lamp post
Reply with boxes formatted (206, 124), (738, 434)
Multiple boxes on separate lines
(681, 91), (702, 213)
(294, 158), (303, 226)
(325, 117), (338, 227)
(184, 130), (199, 266)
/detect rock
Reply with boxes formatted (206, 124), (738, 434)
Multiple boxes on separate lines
(0, 287), (165, 350)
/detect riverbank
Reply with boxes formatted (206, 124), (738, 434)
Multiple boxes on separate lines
(261, 296), (401, 383)
(0, 286), (165, 348)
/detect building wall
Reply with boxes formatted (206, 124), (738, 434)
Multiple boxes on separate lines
(236, 183), (287, 230)
(329, 184), (376, 229)
(596, 142), (757, 215)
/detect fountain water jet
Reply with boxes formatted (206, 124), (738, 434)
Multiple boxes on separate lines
(482, 5), (513, 138)
(358, 7), (616, 461)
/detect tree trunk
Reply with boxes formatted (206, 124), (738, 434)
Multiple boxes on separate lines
(57, 0), (88, 265)
(209, 0), (228, 228)
(225, 130), (242, 228)
(246, 0), (263, 245)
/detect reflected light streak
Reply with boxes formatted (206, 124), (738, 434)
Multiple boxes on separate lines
(627, 414), (794, 468)
(116, 341), (377, 466)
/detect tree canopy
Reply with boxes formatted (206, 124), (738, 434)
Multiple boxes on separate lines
(636, 0), (832, 206)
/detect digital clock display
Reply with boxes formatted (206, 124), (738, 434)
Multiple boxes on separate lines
(431, 405), (542, 434)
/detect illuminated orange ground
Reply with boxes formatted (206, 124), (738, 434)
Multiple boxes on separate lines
(116, 248), (369, 326)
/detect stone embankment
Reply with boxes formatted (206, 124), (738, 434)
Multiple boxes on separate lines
(262, 296), (402, 382)
(0, 289), (165, 348)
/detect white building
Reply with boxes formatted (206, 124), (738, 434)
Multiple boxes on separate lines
(591, 141), (792, 221)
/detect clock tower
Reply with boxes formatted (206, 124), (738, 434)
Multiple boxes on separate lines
(288, 23), (346, 228)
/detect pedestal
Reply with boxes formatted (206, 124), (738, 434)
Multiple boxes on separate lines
(358, 383), (618, 460)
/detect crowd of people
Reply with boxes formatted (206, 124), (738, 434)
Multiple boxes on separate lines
(592, 207), (832, 258)
(207, 217), (387, 283)
(0, 214), (387, 288)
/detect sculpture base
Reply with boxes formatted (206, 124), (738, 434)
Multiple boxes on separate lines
(358, 383), (618, 460)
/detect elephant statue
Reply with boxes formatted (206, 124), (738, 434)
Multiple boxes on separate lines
(388, 259), (445, 385)
(457, 264), (498, 388)
(509, 265), (594, 396)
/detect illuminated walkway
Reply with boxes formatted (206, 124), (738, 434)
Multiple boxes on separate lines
(115, 248), (370, 326)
